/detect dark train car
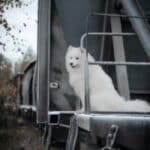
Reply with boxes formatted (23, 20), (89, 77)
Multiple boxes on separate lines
(18, 61), (36, 121)
(20, 0), (150, 149)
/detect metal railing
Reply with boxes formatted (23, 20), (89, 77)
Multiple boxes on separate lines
(80, 13), (150, 114)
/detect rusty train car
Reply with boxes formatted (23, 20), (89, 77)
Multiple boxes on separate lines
(18, 0), (150, 149)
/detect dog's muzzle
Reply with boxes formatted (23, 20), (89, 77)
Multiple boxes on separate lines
(70, 63), (77, 68)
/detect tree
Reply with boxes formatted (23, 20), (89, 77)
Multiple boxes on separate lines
(0, 53), (14, 109)
(0, 53), (13, 85)
(0, 0), (23, 50)
(0, 0), (35, 51)
(0, 0), (30, 31)
(14, 46), (36, 72)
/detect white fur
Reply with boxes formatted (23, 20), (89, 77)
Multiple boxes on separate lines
(66, 46), (150, 112)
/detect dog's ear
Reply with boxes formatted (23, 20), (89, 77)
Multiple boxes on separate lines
(68, 45), (73, 50)
(80, 47), (86, 53)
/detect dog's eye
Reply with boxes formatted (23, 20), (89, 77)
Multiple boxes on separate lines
(76, 57), (79, 60)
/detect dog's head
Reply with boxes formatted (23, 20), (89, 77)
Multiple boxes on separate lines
(65, 45), (85, 71)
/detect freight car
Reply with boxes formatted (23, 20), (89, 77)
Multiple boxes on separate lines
(18, 0), (150, 149)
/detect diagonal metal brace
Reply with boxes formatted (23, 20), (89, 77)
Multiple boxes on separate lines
(101, 124), (119, 150)
(111, 15), (130, 100)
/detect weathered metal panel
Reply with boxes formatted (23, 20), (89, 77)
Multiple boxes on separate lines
(37, 0), (150, 123)
(55, 0), (106, 56)
(37, 0), (51, 123)
(91, 114), (150, 150)
(49, 0), (106, 111)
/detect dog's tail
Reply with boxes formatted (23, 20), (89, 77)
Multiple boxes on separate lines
(124, 99), (150, 112)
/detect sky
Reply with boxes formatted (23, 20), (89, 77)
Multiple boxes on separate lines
(0, 0), (38, 63)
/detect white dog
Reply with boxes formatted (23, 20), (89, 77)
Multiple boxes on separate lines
(65, 46), (150, 112)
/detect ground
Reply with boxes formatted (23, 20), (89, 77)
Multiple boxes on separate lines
(0, 110), (44, 150)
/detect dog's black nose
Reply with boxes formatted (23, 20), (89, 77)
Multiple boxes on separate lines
(70, 62), (73, 66)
